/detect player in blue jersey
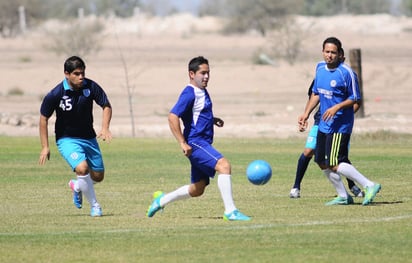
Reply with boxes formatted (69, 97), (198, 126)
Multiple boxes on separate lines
(38, 56), (112, 217)
(299, 37), (381, 206)
(146, 56), (250, 221)
(290, 81), (363, 199)
(290, 50), (363, 199)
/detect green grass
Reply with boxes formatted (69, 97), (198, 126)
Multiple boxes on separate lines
(0, 135), (411, 263)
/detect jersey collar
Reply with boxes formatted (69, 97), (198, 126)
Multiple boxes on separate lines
(63, 78), (86, 91)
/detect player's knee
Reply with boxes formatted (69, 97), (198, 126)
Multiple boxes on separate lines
(90, 171), (104, 183)
(75, 161), (89, 175)
(189, 183), (206, 197)
(215, 158), (231, 174)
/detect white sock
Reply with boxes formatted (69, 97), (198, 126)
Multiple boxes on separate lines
(217, 174), (237, 214)
(337, 162), (374, 188)
(323, 169), (349, 198)
(159, 185), (190, 207)
(77, 174), (99, 208)
(72, 179), (81, 192)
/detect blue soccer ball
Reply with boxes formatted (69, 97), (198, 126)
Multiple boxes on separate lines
(246, 160), (272, 185)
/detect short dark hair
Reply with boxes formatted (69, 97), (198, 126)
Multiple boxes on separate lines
(322, 37), (342, 52)
(64, 56), (86, 73)
(188, 56), (208, 73)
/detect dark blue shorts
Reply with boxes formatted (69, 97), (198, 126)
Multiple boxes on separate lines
(188, 141), (223, 185)
(315, 131), (351, 167)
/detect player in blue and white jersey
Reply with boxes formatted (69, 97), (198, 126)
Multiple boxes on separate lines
(146, 56), (250, 221)
(38, 56), (112, 217)
(299, 37), (381, 206)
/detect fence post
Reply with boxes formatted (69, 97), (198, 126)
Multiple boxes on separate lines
(18, 5), (27, 35)
(349, 48), (365, 118)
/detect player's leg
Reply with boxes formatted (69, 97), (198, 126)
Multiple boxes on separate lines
(147, 142), (212, 218)
(57, 138), (85, 210)
(214, 157), (250, 221)
(333, 134), (381, 205)
(290, 125), (317, 198)
(316, 132), (353, 205)
(80, 138), (104, 216)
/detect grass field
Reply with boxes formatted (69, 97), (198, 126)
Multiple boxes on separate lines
(0, 134), (411, 263)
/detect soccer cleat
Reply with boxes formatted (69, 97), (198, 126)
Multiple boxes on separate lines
(68, 179), (82, 209)
(146, 191), (164, 217)
(325, 195), (354, 206)
(289, 188), (301, 198)
(223, 210), (251, 221)
(362, 183), (381, 206)
(350, 185), (365, 197)
(90, 206), (102, 217)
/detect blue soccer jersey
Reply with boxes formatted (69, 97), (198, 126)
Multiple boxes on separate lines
(170, 84), (214, 144)
(40, 78), (111, 141)
(313, 62), (360, 134)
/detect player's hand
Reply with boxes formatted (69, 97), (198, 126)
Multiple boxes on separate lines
(298, 120), (308, 132)
(98, 129), (112, 143)
(322, 106), (338, 122)
(214, 117), (224, 127)
(297, 114), (308, 132)
(181, 142), (192, 157)
(39, 148), (50, 165)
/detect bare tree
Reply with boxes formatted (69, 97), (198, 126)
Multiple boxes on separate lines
(44, 18), (104, 58)
(222, 0), (304, 36)
(267, 16), (314, 65)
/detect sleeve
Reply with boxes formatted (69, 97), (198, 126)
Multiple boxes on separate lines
(91, 80), (111, 108)
(170, 86), (194, 117)
(346, 69), (361, 101)
(40, 91), (57, 118)
(307, 79), (314, 97)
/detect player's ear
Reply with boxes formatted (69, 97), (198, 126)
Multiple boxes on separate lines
(189, 70), (195, 79)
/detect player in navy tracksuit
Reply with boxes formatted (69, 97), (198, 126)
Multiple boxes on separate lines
(39, 56), (112, 217)
(146, 56), (250, 221)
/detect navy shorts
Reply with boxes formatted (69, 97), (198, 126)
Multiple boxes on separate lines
(315, 131), (351, 167)
(188, 141), (223, 185)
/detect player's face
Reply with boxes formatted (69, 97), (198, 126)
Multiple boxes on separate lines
(65, 68), (85, 90)
(190, 64), (209, 89)
(322, 43), (340, 68)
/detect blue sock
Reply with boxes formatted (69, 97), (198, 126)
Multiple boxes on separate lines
(292, 153), (312, 189)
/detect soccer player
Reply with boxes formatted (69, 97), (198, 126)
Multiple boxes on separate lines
(38, 56), (112, 216)
(290, 76), (363, 198)
(146, 56), (250, 221)
(299, 37), (381, 206)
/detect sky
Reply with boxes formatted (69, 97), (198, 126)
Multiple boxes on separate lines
(140, 0), (202, 16)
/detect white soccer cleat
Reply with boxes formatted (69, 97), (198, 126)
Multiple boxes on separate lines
(289, 188), (301, 198)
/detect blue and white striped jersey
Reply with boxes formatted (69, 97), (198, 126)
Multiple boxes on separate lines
(170, 84), (214, 144)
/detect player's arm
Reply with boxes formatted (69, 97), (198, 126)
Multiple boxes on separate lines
(299, 93), (319, 129)
(168, 113), (192, 157)
(353, 101), (361, 113)
(39, 115), (50, 165)
(97, 105), (112, 142)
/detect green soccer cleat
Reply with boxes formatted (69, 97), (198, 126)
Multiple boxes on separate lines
(362, 184), (381, 206)
(146, 191), (164, 217)
(223, 210), (251, 221)
(325, 195), (354, 206)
